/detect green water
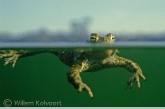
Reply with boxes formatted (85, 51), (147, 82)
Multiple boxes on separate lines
(0, 47), (165, 107)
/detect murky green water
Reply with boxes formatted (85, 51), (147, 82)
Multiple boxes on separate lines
(0, 43), (165, 107)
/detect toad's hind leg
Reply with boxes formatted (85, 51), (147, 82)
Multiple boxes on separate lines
(67, 60), (93, 98)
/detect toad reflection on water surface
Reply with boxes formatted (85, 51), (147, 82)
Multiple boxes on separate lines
(0, 33), (146, 98)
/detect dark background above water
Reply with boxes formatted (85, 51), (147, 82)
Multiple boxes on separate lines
(1, 18), (165, 42)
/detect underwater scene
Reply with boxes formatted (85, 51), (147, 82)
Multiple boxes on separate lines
(0, 42), (165, 107)
(1, 0), (165, 107)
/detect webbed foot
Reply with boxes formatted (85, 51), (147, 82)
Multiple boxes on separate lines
(67, 73), (94, 98)
(67, 61), (94, 98)
(0, 50), (21, 67)
(78, 83), (94, 98)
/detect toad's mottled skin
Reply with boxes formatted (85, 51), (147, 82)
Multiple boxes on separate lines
(0, 33), (146, 98)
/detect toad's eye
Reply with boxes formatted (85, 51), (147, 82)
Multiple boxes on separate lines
(112, 36), (115, 39)
(90, 36), (96, 40)
(89, 33), (100, 42)
(90, 35), (99, 42)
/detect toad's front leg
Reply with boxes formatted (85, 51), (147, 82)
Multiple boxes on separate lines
(104, 55), (146, 89)
(118, 56), (146, 89)
(67, 60), (93, 98)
